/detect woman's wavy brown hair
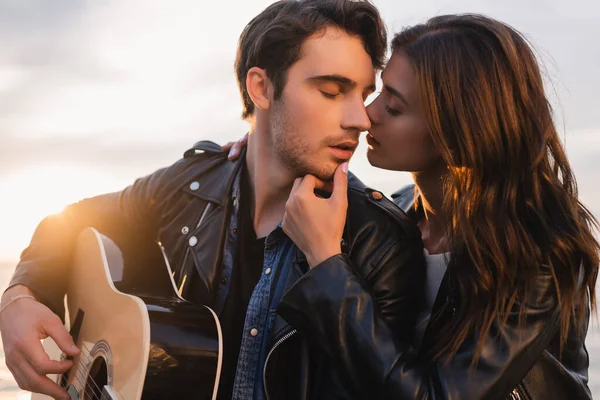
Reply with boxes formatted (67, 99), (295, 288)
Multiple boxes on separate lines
(392, 14), (599, 362)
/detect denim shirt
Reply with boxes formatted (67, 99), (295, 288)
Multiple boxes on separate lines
(212, 168), (301, 400)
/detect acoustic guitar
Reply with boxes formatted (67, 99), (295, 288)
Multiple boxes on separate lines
(31, 227), (222, 400)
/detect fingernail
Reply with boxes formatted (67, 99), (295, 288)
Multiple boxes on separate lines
(72, 344), (80, 352)
(228, 149), (237, 159)
(341, 162), (349, 174)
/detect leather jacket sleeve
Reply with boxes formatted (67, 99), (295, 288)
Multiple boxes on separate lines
(7, 158), (195, 318)
(278, 258), (560, 400)
(342, 233), (425, 344)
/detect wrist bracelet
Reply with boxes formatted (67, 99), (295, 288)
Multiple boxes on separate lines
(0, 294), (36, 315)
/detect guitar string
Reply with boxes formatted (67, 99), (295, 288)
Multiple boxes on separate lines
(63, 340), (125, 400)
(59, 343), (105, 399)
(65, 359), (103, 400)
(71, 343), (104, 398)
(62, 368), (101, 400)
(70, 363), (103, 400)
(65, 354), (103, 400)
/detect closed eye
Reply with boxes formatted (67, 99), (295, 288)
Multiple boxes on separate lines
(384, 105), (401, 116)
(320, 90), (340, 99)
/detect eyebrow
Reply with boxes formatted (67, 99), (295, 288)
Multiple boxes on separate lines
(383, 84), (409, 107)
(308, 74), (376, 93)
(381, 71), (409, 107)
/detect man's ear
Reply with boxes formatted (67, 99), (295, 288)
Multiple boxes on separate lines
(246, 67), (272, 112)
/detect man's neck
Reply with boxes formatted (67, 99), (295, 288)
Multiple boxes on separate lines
(245, 128), (296, 238)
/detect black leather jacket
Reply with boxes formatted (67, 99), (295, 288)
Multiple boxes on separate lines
(277, 184), (592, 400)
(8, 141), (425, 399)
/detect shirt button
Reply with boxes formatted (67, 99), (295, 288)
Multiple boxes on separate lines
(221, 277), (227, 284)
(188, 236), (198, 247)
(189, 181), (200, 191)
(250, 328), (258, 337)
(264, 268), (272, 275)
(232, 228), (238, 234)
(181, 226), (189, 234)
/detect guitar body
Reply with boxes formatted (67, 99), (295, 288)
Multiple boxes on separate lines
(32, 228), (222, 400)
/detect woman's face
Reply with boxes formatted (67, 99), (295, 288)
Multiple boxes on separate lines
(366, 51), (442, 172)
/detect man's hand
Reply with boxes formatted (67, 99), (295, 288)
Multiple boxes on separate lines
(282, 163), (349, 268)
(0, 285), (79, 400)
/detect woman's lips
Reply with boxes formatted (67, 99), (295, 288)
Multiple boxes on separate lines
(366, 133), (379, 146)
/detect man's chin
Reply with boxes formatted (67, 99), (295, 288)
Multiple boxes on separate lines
(293, 162), (336, 182)
(306, 164), (338, 182)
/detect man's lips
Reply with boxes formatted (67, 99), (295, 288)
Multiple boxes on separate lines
(329, 141), (358, 159)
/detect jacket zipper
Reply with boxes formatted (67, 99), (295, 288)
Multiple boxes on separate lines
(507, 382), (530, 400)
(263, 329), (297, 400)
(508, 388), (522, 400)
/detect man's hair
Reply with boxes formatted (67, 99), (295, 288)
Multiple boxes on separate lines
(235, 0), (387, 120)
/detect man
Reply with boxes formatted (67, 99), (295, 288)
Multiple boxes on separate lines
(0, 1), (424, 399)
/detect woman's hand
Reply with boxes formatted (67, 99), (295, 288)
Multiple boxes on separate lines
(282, 163), (349, 268)
(221, 133), (248, 160)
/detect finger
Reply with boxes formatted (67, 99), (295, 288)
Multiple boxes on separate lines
(221, 141), (235, 152)
(331, 162), (349, 203)
(23, 342), (73, 376)
(312, 179), (333, 194)
(290, 177), (303, 195)
(15, 360), (70, 400)
(228, 143), (242, 160)
(228, 133), (249, 160)
(42, 315), (79, 357)
(297, 174), (319, 194)
(297, 175), (336, 200)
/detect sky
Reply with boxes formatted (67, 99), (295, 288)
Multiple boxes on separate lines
(0, 0), (598, 261)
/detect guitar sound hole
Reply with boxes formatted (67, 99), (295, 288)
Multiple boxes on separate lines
(84, 356), (108, 400)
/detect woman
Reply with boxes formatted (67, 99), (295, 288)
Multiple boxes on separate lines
(227, 13), (598, 399)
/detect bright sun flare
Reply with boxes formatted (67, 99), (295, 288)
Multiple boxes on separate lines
(0, 165), (128, 261)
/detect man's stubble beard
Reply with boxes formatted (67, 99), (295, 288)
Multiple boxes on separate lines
(270, 99), (337, 181)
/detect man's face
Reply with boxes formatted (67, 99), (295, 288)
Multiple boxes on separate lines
(270, 26), (375, 181)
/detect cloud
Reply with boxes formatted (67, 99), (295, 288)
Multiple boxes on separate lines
(378, 0), (600, 132)
(562, 129), (600, 216)
(0, 0), (273, 145)
(1, 0), (598, 143)
(0, 0), (597, 209)
(0, 119), (250, 180)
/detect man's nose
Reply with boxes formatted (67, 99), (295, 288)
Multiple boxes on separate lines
(342, 96), (371, 132)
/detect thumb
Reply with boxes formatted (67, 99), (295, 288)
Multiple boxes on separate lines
(43, 315), (79, 357)
(331, 162), (348, 203)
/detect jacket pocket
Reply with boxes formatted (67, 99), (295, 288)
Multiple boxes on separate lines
(176, 203), (217, 293)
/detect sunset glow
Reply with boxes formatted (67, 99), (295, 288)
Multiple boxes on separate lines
(0, 165), (127, 261)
